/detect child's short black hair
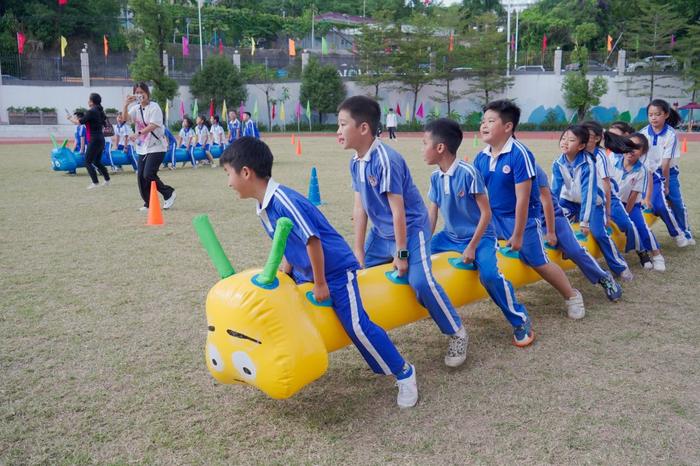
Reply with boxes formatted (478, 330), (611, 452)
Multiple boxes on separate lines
(424, 118), (463, 155)
(244, 111), (252, 118)
(609, 121), (635, 135)
(220, 137), (273, 178)
(483, 99), (521, 131)
(337, 95), (381, 136)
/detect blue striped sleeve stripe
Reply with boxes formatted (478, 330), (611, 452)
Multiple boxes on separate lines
(513, 139), (536, 178)
(376, 143), (391, 193)
(273, 190), (315, 239)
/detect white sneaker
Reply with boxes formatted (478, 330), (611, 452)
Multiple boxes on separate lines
(444, 326), (468, 367)
(396, 365), (418, 408)
(138, 206), (148, 212)
(620, 268), (634, 282)
(676, 235), (690, 247)
(210, 162), (217, 168)
(102, 180), (110, 187)
(566, 289), (585, 320)
(688, 238), (696, 246)
(86, 183), (99, 190)
(163, 191), (176, 210)
(652, 254), (666, 272)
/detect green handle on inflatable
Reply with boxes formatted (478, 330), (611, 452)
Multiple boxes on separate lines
(257, 217), (294, 285)
(61, 138), (69, 149)
(193, 214), (236, 279)
(50, 134), (58, 149)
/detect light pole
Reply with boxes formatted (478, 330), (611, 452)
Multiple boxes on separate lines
(198, 0), (204, 70)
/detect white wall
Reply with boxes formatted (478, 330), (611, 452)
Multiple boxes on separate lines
(0, 73), (691, 129)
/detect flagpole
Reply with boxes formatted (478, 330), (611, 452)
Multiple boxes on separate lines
(506, 2), (511, 76)
(514, 8), (519, 68)
(197, 0), (204, 70)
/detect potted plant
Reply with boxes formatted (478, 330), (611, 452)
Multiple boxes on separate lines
(25, 106), (41, 125)
(41, 107), (58, 125)
(7, 106), (25, 125)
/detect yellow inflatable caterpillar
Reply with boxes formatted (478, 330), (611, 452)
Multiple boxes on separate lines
(194, 212), (655, 400)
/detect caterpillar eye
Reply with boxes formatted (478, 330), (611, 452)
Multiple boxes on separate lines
(232, 351), (256, 380)
(207, 344), (224, 373)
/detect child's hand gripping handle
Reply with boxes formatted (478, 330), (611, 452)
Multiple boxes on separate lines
(193, 214), (236, 279)
(258, 217), (294, 285)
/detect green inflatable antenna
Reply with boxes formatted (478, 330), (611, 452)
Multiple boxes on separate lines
(193, 215), (236, 279)
(257, 217), (294, 285)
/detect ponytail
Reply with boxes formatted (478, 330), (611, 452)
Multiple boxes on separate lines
(89, 92), (107, 125)
(648, 99), (681, 128)
(603, 131), (639, 154)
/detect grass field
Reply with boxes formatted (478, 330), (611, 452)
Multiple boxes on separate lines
(1, 136), (699, 465)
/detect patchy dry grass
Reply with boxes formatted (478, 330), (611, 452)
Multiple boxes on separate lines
(1, 136), (699, 465)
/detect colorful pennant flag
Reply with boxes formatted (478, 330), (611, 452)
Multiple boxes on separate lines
(60, 36), (68, 58)
(182, 36), (190, 57)
(250, 37), (256, 56)
(58, 0), (68, 5)
(416, 102), (424, 119)
(541, 34), (547, 53)
(253, 100), (259, 120)
(306, 101), (311, 121)
(405, 102), (411, 122)
(179, 100), (185, 119)
(239, 102), (245, 117)
(221, 100), (227, 119)
(396, 103), (402, 117)
(192, 99), (199, 117)
(321, 37), (328, 55)
(209, 99), (215, 118)
(607, 34), (613, 52)
(271, 104), (276, 121)
(103, 35), (109, 57)
(289, 39), (296, 57)
(16, 32), (26, 55)
(671, 34), (676, 47)
(448, 31), (454, 52)
(164, 100), (169, 125)
(280, 102), (286, 121)
(219, 39), (224, 55)
(295, 101), (302, 121)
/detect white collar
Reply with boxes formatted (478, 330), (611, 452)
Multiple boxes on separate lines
(256, 179), (280, 215)
(483, 136), (515, 157)
(439, 157), (460, 177)
(353, 138), (380, 162)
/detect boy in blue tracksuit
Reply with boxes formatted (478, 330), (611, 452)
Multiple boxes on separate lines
(227, 111), (241, 144)
(337, 96), (469, 368)
(473, 100), (586, 320)
(424, 118), (535, 347)
(220, 137), (418, 408)
(242, 112), (260, 139)
(536, 164), (622, 301)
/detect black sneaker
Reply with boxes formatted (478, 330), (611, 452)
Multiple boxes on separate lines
(637, 251), (652, 270)
(599, 274), (622, 302)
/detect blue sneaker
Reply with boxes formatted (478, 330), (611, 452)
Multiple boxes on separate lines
(513, 321), (535, 347)
(599, 274), (622, 302)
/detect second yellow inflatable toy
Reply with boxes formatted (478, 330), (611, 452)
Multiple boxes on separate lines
(194, 212), (655, 400)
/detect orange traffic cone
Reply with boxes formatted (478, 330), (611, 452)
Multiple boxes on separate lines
(291, 133), (295, 145)
(296, 138), (302, 156)
(681, 137), (688, 154)
(147, 181), (164, 226)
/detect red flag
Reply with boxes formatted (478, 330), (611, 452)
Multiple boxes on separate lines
(179, 100), (185, 119)
(103, 35), (109, 57)
(58, 0), (68, 5)
(16, 32), (26, 55)
(272, 104), (276, 120)
(218, 39), (224, 55)
(239, 102), (245, 117)
(511, 34), (515, 50)
(606, 34), (613, 52)
(396, 103), (402, 117)
(671, 34), (676, 47)
(542, 34), (547, 53)
(209, 99), (215, 118)
(416, 103), (424, 119)
(288, 39), (296, 57)
(448, 31), (454, 52)
(182, 36), (190, 57)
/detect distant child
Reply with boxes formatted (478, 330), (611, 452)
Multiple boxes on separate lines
(227, 110), (241, 144)
(551, 125), (632, 281)
(424, 118), (534, 347)
(473, 100), (585, 320)
(220, 137), (418, 408)
(73, 112), (86, 154)
(536, 163), (623, 301)
(613, 133), (666, 271)
(178, 116), (195, 167)
(242, 111), (260, 139)
(386, 108), (398, 140)
(112, 113), (132, 151)
(194, 114), (216, 167)
(641, 98), (694, 246)
(582, 121), (642, 263)
(337, 96), (469, 367)
(209, 114), (225, 148)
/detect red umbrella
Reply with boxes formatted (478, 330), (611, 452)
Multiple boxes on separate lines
(678, 102), (700, 110)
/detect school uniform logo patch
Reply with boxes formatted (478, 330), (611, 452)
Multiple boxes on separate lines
(368, 175), (378, 187)
(502, 164), (511, 174)
(457, 190), (466, 198)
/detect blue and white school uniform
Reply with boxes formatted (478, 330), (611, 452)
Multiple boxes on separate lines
(257, 179), (406, 376)
(595, 147), (640, 253)
(351, 139), (462, 336)
(610, 155), (659, 252)
(641, 124), (691, 239)
(178, 127), (195, 148)
(113, 122), (132, 154)
(429, 158), (529, 329)
(74, 124), (86, 153)
(227, 119), (241, 143)
(194, 124), (210, 151)
(551, 151), (628, 276)
(472, 137), (548, 268)
(210, 123), (224, 147)
(535, 165), (608, 284)
(242, 119), (260, 139)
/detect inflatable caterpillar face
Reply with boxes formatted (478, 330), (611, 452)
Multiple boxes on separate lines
(204, 269), (328, 399)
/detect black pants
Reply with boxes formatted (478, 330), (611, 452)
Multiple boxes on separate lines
(137, 152), (174, 207)
(388, 127), (396, 139)
(84, 135), (110, 184)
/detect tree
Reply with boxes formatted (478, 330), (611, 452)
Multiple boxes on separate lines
(299, 57), (346, 124)
(463, 13), (513, 106)
(433, 32), (471, 116)
(391, 15), (439, 116)
(190, 56), (247, 116)
(562, 46), (608, 121)
(676, 22), (700, 128)
(241, 63), (280, 130)
(355, 23), (395, 98)
(460, 0), (505, 21)
(625, 0), (687, 101)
